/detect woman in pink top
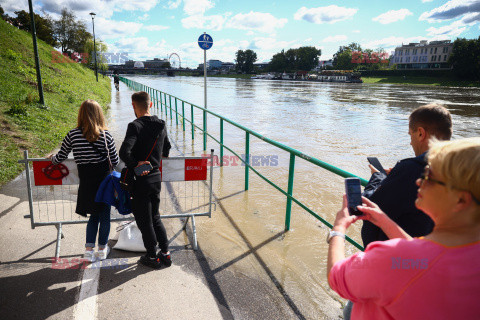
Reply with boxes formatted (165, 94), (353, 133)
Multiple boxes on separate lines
(327, 138), (480, 319)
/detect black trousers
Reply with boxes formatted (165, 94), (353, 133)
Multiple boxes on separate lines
(131, 174), (168, 256)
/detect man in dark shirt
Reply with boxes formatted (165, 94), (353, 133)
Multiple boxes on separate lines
(120, 91), (172, 268)
(361, 104), (452, 247)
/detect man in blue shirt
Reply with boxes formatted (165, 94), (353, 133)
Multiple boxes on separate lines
(361, 104), (452, 247)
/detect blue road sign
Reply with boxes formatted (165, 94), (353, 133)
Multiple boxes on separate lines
(198, 34), (213, 50)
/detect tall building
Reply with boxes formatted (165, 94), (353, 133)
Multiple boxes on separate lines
(390, 40), (453, 70)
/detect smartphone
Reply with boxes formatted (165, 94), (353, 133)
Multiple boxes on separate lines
(345, 178), (363, 216)
(134, 163), (153, 176)
(367, 157), (386, 174)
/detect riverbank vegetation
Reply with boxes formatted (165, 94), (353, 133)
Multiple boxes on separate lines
(0, 19), (111, 187)
(361, 76), (479, 87)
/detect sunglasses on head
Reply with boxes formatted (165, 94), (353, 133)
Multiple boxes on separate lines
(420, 165), (480, 205)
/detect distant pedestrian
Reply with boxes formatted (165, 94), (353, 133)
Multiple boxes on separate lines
(113, 72), (120, 91)
(48, 99), (119, 262)
(120, 91), (172, 269)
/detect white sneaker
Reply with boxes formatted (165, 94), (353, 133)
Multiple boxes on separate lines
(83, 250), (96, 263)
(97, 246), (110, 260)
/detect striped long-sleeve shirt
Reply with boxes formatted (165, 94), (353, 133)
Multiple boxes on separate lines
(52, 128), (119, 167)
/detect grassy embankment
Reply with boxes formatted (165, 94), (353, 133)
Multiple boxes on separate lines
(0, 19), (111, 187)
(210, 73), (480, 87)
(361, 76), (480, 87)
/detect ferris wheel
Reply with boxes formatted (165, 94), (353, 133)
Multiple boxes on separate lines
(169, 53), (181, 69)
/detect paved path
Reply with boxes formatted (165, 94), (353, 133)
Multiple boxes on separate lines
(0, 169), (342, 319)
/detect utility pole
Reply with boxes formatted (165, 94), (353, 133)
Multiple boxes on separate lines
(28, 0), (45, 105)
(90, 12), (98, 82)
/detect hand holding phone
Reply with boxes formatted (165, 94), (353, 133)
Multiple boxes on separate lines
(367, 157), (386, 175)
(134, 162), (153, 176)
(345, 178), (363, 216)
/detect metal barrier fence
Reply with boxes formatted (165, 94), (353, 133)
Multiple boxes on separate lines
(120, 76), (366, 250)
(18, 150), (215, 257)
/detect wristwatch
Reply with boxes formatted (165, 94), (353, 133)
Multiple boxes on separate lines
(326, 230), (345, 244)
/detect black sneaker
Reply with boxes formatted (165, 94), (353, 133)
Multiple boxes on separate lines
(139, 255), (162, 269)
(157, 251), (172, 267)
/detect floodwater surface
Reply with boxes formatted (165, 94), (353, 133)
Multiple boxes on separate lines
(107, 76), (480, 319)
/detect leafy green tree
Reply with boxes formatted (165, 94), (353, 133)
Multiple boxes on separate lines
(268, 50), (287, 72)
(12, 10), (56, 46)
(449, 37), (480, 80)
(295, 46), (322, 71)
(333, 42), (362, 70)
(235, 49), (257, 73)
(268, 46), (321, 72)
(0, 6), (4, 19)
(83, 39), (108, 70)
(54, 8), (92, 54)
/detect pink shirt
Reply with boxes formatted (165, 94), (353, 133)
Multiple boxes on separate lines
(329, 238), (480, 319)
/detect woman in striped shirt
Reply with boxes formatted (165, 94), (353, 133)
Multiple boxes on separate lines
(49, 100), (119, 262)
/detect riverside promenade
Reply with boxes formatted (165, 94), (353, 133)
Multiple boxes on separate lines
(0, 84), (343, 320)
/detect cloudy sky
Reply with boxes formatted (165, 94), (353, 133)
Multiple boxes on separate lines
(2, 0), (480, 67)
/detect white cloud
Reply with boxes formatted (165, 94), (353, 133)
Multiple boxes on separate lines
(143, 25), (170, 31)
(352, 30), (361, 33)
(419, 0), (480, 22)
(426, 20), (467, 37)
(226, 11), (288, 33)
(181, 14), (226, 31)
(322, 35), (348, 42)
(111, 37), (170, 61)
(304, 38), (313, 42)
(1, 0), (28, 15)
(2, 0), (159, 19)
(362, 36), (424, 51)
(94, 17), (143, 40)
(139, 13), (149, 21)
(167, 0), (182, 9)
(422, 0), (434, 2)
(183, 0), (214, 16)
(372, 9), (413, 24)
(115, 0), (159, 12)
(294, 5), (358, 24)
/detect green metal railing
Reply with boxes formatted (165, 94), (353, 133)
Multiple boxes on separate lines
(120, 77), (367, 251)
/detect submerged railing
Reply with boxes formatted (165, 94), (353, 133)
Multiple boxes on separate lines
(119, 77), (367, 250)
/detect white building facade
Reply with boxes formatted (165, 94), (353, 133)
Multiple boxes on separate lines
(390, 40), (453, 69)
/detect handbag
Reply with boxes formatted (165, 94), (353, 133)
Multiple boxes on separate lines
(120, 167), (135, 192)
(95, 131), (132, 214)
(119, 132), (162, 192)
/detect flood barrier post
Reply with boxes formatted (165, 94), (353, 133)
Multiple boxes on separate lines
(182, 101), (185, 131)
(203, 110), (207, 151)
(175, 98), (178, 126)
(191, 104), (195, 140)
(285, 153), (296, 231)
(23, 150), (35, 230)
(245, 132), (250, 190)
(220, 119), (224, 167)
(169, 95), (173, 120)
(160, 92), (163, 113)
(164, 93), (168, 118)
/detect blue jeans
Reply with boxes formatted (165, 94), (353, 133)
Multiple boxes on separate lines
(85, 205), (111, 249)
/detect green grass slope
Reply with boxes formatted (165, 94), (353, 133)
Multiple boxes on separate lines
(0, 19), (111, 187)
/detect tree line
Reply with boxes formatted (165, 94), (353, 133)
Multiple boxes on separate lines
(234, 38), (480, 81)
(1, 6), (107, 70)
(234, 46), (322, 74)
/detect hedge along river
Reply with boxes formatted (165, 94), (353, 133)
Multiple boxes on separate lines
(107, 76), (480, 319)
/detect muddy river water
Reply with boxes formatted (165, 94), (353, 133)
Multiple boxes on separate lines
(107, 76), (479, 319)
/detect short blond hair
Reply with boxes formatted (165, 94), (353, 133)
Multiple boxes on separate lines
(428, 137), (480, 203)
(77, 99), (107, 142)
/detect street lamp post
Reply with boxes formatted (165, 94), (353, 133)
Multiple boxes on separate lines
(89, 12), (98, 82)
(28, 0), (45, 105)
